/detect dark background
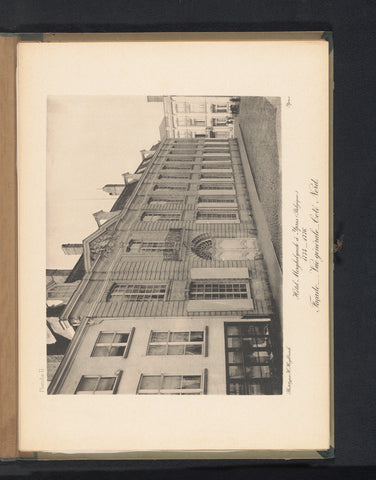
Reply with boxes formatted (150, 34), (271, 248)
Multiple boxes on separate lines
(0, 0), (375, 476)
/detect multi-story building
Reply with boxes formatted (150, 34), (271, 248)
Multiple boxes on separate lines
(48, 136), (282, 396)
(148, 96), (239, 140)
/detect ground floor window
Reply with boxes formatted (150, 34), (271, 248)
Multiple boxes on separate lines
(137, 372), (207, 395)
(225, 322), (274, 395)
(75, 372), (122, 394)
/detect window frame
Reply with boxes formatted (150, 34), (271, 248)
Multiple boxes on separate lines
(74, 371), (123, 395)
(188, 280), (251, 301)
(90, 328), (135, 358)
(137, 370), (208, 395)
(107, 283), (168, 302)
(146, 326), (208, 357)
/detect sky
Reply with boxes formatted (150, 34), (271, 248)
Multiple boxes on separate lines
(46, 96), (164, 270)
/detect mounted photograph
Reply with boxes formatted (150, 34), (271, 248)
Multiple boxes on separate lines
(46, 95), (283, 396)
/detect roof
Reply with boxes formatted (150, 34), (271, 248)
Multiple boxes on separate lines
(110, 181), (138, 212)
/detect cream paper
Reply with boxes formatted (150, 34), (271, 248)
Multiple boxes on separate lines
(18, 39), (330, 453)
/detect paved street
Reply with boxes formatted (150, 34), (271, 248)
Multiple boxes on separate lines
(237, 96), (282, 267)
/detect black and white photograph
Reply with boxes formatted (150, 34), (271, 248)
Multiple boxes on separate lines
(46, 95), (283, 396)
(18, 39), (330, 453)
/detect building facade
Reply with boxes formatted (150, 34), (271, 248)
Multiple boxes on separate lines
(148, 96), (239, 140)
(48, 137), (282, 396)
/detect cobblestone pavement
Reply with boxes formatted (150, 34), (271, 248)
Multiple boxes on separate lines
(238, 96), (282, 267)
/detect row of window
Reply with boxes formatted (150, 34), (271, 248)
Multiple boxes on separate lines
(108, 281), (251, 302)
(75, 373), (206, 395)
(140, 211), (238, 222)
(91, 329), (207, 358)
(153, 183), (234, 191)
(75, 322), (273, 395)
(157, 173), (233, 179)
(146, 196), (236, 206)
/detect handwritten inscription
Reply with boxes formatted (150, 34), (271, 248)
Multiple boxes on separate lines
(285, 347), (293, 394)
(291, 179), (322, 312)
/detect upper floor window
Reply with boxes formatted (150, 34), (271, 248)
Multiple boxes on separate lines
(137, 373), (206, 395)
(211, 103), (228, 113)
(162, 165), (192, 170)
(196, 211), (238, 221)
(108, 283), (167, 302)
(142, 212), (181, 222)
(148, 198), (183, 208)
(154, 184), (188, 191)
(147, 329), (207, 356)
(188, 281), (249, 300)
(198, 196), (236, 204)
(201, 164), (232, 170)
(75, 373), (122, 395)
(200, 172), (233, 179)
(159, 173), (191, 180)
(126, 240), (174, 253)
(91, 330), (134, 357)
(199, 183), (234, 191)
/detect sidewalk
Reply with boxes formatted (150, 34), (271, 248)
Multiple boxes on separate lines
(235, 113), (283, 322)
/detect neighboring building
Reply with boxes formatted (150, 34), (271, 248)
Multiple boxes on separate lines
(48, 137), (282, 396)
(148, 96), (239, 140)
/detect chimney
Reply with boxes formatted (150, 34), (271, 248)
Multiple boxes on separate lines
(61, 244), (83, 255)
(92, 210), (118, 227)
(122, 172), (142, 185)
(102, 184), (125, 196)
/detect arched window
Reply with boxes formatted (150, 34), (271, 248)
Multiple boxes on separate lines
(191, 234), (213, 260)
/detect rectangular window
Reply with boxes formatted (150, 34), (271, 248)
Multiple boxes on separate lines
(108, 284), (167, 301)
(137, 373), (206, 395)
(91, 329), (135, 357)
(163, 165), (192, 170)
(198, 196), (236, 204)
(154, 184), (188, 191)
(189, 281), (249, 300)
(148, 198), (183, 208)
(199, 183), (234, 191)
(147, 329), (207, 356)
(196, 211), (238, 221)
(142, 213), (181, 222)
(75, 372), (122, 395)
(225, 322), (273, 395)
(126, 240), (174, 253)
(166, 157), (195, 162)
(188, 103), (206, 113)
(159, 173), (191, 179)
(200, 172), (233, 179)
(201, 164), (232, 170)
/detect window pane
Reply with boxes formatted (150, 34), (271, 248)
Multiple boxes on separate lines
(228, 351), (243, 363)
(97, 377), (116, 391)
(229, 365), (243, 378)
(140, 376), (160, 390)
(167, 345), (185, 355)
(114, 333), (129, 343)
(227, 337), (241, 348)
(148, 345), (166, 355)
(92, 346), (109, 357)
(169, 332), (189, 342)
(182, 376), (201, 389)
(227, 326), (241, 335)
(162, 376), (181, 389)
(97, 333), (114, 343)
(109, 346), (126, 356)
(77, 377), (98, 392)
(185, 344), (202, 355)
(190, 331), (204, 341)
(150, 332), (168, 343)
